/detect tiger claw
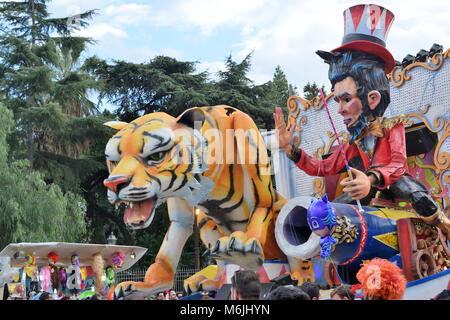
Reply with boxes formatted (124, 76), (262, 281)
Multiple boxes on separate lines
(251, 240), (260, 255)
(210, 240), (220, 256)
(125, 284), (134, 293)
(227, 237), (236, 253)
(202, 248), (211, 257)
(116, 287), (125, 300)
(207, 233), (264, 270)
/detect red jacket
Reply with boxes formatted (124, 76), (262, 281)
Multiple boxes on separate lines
(295, 122), (408, 190)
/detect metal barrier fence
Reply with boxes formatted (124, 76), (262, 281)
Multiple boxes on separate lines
(116, 267), (200, 293)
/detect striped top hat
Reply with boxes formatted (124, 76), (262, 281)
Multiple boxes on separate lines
(331, 4), (395, 73)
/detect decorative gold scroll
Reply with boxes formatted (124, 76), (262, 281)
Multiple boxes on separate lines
(389, 48), (450, 87)
(286, 92), (335, 148)
(332, 215), (359, 245)
(286, 93), (338, 198)
(405, 109), (449, 210)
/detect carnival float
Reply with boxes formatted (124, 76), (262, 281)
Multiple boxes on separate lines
(272, 4), (449, 300)
(96, 4), (450, 300)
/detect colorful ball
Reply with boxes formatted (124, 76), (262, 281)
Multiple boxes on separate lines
(24, 254), (35, 266)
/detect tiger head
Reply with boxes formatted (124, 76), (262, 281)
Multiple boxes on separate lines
(103, 108), (213, 230)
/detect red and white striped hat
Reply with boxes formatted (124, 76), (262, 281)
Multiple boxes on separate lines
(331, 4), (395, 73)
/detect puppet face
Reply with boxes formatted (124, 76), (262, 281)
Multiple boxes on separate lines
(307, 194), (337, 237)
(334, 77), (363, 128)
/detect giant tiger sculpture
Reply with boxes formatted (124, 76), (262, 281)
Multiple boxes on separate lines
(103, 105), (303, 299)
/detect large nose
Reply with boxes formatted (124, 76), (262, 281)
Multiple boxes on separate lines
(104, 176), (130, 193)
(337, 101), (346, 116)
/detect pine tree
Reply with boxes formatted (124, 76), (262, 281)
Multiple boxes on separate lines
(0, 0), (97, 169)
(303, 81), (327, 101)
(264, 65), (297, 109)
(208, 53), (276, 129)
(84, 55), (210, 122)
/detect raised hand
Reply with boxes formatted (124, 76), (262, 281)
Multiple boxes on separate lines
(273, 107), (296, 154)
(340, 167), (372, 200)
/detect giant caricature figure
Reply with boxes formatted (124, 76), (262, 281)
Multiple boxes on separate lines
(274, 4), (449, 242)
(103, 106), (303, 299)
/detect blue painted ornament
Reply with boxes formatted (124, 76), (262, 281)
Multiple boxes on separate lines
(307, 194), (337, 258)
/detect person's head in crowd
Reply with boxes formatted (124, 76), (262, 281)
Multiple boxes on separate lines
(156, 292), (165, 300)
(264, 285), (310, 300)
(230, 270), (261, 300)
(356, 258), (407, 300)
(169, 290), (178, 300)
(330, 285), (354, 300)
(299, 282), (321, 300)
(39, 292), (53, 300)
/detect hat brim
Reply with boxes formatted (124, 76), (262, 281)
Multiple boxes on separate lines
(331, 40), (395, 74)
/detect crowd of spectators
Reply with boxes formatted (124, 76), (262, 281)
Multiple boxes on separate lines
(3, 258), (448, 300)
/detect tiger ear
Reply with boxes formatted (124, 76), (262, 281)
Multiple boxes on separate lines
(104, 121), (128, 131)
(177, 108), (205, 130)
(322, 193), (329, 203)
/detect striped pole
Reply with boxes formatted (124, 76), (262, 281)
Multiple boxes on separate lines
(319, 88), (364, 213)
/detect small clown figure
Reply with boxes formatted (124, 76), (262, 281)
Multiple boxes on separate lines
(307, 194), (337, 258)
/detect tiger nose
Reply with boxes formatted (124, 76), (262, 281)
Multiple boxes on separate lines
(104, 176), (130, 193)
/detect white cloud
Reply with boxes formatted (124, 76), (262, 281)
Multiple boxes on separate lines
(48, 0), (450, 94)
(74, 22), (128, 40)
(104, 3), (153, 26)
(163, 0), (450, 91)
(149, 0), (273, 35)
(195, 61), (227, 80)
(48, 1), (151, 41)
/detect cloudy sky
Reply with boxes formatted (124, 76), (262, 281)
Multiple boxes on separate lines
(46, 0), (450, 98)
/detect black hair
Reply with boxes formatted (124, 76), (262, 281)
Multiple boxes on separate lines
(231, 270), (261, 300)
(317, 50), (390, 119)
(299, 281), (320, 299)
(264, 285), (310, 300)
(39, 292), (52, 300)
(330, 284), (355, 300)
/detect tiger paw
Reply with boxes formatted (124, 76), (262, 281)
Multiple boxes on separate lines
(114, 280), (171, 300)
(210, 231), (264, 271)
(184, 274), (221, 295)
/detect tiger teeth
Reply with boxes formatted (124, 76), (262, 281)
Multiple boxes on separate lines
(114, 200), (135, 209)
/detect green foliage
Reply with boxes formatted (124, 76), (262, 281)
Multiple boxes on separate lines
(0, 0), (99, 168)
(303, 81), (327, 100)
(265, 66), (290, 108)
(208, 53), (271, 129)
(83, 55), (210, 122)
(0, 102), (87, 250)
(86, 52), (288, 130)
(0, 1), (117, 250)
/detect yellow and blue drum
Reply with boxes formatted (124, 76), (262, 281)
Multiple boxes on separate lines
(275, 196), (417, 284)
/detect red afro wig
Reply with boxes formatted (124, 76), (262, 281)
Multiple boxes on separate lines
(47, 251), (59, 264)
(356, 258), (407, 300)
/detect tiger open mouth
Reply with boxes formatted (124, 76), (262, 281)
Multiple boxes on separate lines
(115, 197), (157, 229)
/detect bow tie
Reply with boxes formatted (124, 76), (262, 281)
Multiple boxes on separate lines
(355, 117), (384, 143)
